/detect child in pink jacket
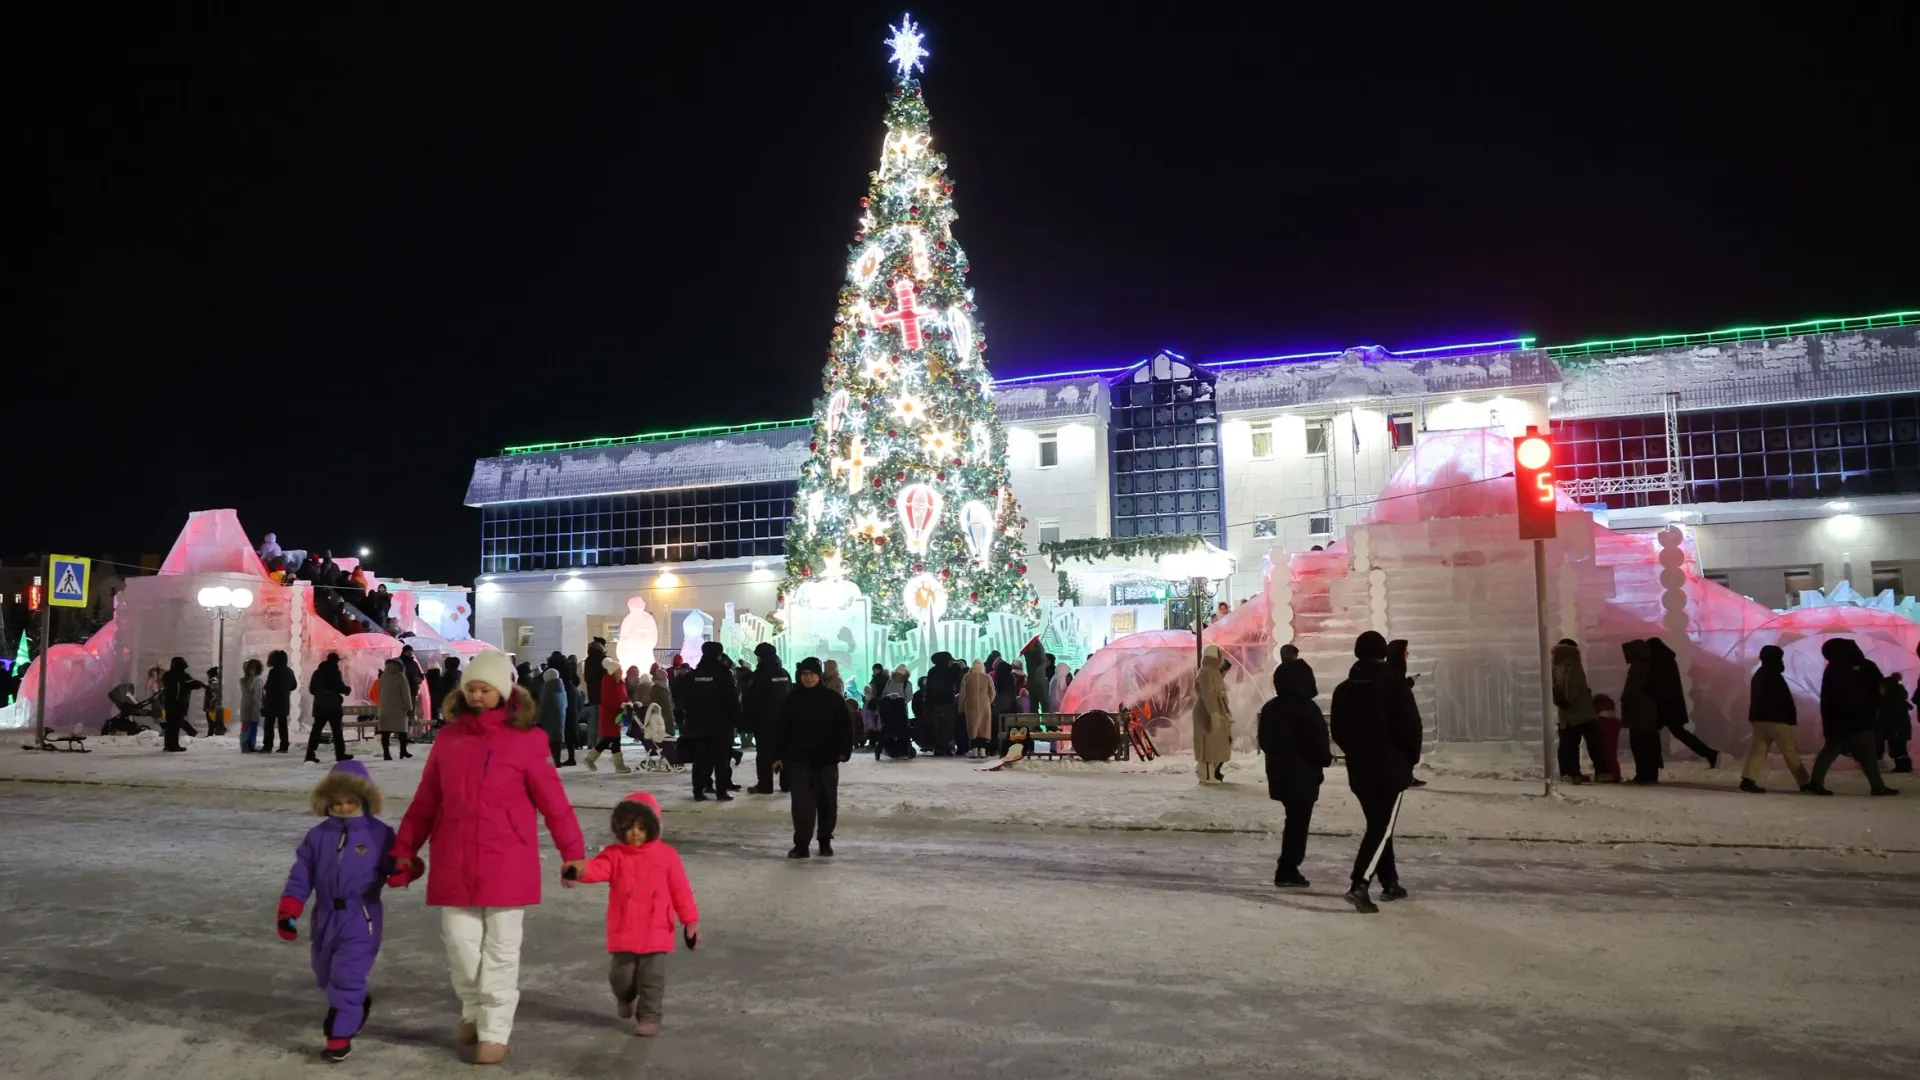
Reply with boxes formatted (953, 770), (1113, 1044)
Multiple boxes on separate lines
(390, 650), (587, 1066)
(564, 791), (700, 1036)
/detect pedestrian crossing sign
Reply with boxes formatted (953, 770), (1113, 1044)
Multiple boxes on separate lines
(48, 554), (90, 608)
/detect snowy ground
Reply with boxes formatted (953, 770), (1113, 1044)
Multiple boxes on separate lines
(0, 783), (1915, 1079)
(3, 733), (1914, 852)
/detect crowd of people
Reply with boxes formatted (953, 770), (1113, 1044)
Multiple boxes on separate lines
(1251, 631), (1910, 915)
(256, 533), (401, 637)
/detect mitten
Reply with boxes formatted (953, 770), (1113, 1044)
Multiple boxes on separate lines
(386, 853), (425, 889)
(562, 864), (580, 881)
(683, 925), (700, 951)
(276, 896), (303, 941)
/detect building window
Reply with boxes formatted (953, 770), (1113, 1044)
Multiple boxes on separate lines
(1871, 561), (1905, 598)
(1703, 570), (1731, 589)
(1305, 419), (1332, 457)
(515, 625), (535, 649)
(1308, 514), (1332, 537)
(1390, 412), (1415, 450)
(1249, 421), (1274, 460)
(478, 480), (799, 575)
(1037, 431), (1059, 468)
(1783, 567), (1820, 608)
(1108, 355), (1225, 546)
(1554, 394), (1920, 510)
(1038, 522), (1061, 546)
(1252, 517), (1278, 539)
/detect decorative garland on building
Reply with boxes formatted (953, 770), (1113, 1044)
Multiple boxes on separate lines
(1038, 533), (1208, 571)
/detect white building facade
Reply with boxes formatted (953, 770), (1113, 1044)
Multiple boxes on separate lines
(465, 314), (1920, 661)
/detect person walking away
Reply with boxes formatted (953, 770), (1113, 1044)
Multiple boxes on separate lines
(1741, 644), (1810, 793)
(1620, 640), (1662, 783)
(1259, 645), (1330, 887)
(560, 655), (583, 767)
(860, 664), (888, 747)
(1589, 693), (1623, 782)
(376, 657), (414, 760)
(265, 650), (297, 753)
(1646, 637), (1720, 768)
(159, 657), (204, 752)
(584, 638), (608, 718)
(1880, 673), (1913, 773)
(1192, 645), (1233, 785)
(681, 642), (741, 801)
(1021, 636), (1049, 714)
(238, 658), (265, 753)
(537, 667), (568, 768)
(1807, 638), (1898, 796)
(565, 792), (700, 1036)
(277, 760), (423, 1062)
(991, 659), (1019, 750)
(772, 657), (855, 858)
(958, 660), (993, 759)
(305, 653), (353, 763)
(204, 666), (228, 736)
(389, 650), (586, 1066)
(586, 659), (631, 773)
(1551, 639), (1605, 784)
(919, 652), (960, 756)
(1330, 631), (1423, 913)
(1384, 639), (1428, 787)
(742, 644), (792, 794)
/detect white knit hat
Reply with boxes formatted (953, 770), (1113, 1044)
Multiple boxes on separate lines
(460, 649), (514, 696)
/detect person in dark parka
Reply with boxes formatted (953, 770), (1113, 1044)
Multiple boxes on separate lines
(1741, 644), (1809, 793)
(1808, 638), (1897, 796)
(772, 656), (855, 858)
(681, 642), (742, 801)
(1619, 640), (1662, 783)
(1329, 631), (1422, 913)
(1258, 645), (1330, 888)
(743, 643), (793, 794)
(1879, 673), (1913, 774)
(159, 657), (204, 753)
(263, 649), (298, 753)
(303, 653), (352, 764)
(1645, 637), (1719, 768)
(921, 651), (960, 756)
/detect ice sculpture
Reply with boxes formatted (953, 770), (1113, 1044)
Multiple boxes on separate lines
(676, 609), (715, 668)
(615, 596), (659, 674)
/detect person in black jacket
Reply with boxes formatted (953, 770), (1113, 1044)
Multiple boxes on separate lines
(399, 644), (425, 707)
(1880, 673), (1913, 774)
(1645, 638), (1719, 768)
(1741, 644), (1809, 793)
(1258, 646), (1330, 888)
(1329, 631), (1422, 913)
(303, 652), (352, 764)
(772, 656), (854, 858)
(921, 651), (960, 756)
(159, 657), (204, 753)
(681, 642), (741, 801)
(1808, 638), (1897, 796)
(743, 643), (793, 795)
(262, 649), (298, 753)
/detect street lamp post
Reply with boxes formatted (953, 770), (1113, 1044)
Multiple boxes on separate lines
(197, 586), (255, 727)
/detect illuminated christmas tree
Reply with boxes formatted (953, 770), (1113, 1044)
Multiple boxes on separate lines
(782, 15), (1038, 631)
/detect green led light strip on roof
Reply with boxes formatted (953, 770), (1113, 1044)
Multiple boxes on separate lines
(503, 418), (811, 456)
(1545, 309), (1920, 360)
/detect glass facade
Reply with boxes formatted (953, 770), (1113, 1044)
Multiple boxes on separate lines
(1109, 363), (1226, 545)
(481, 481), (797, 574)
(1554, 394), (1920, 509)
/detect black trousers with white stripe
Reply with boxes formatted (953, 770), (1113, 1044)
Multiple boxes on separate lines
(1350, 786), (1403, 889)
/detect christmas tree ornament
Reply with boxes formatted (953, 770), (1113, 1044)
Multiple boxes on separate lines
(907, 228), (933, 279)
(903, 573), (947, 624)
(890, 392), (928, 425)
(826, 388), (849, 436)
(897, 483), (943, 553)
(851, 243), (885, 286)
(947, 306), (975, 365)
(831, 435), (870, 492)
(921, 428), (956, 456)
(959, 500), (995, 567)
(872, 279), (926, 350)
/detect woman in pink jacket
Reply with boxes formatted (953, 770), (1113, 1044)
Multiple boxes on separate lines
(566, 791), (700, 1036)
(391, 650), (586, 1066)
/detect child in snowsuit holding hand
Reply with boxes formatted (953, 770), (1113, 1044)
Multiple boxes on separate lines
(277, 760), (422, 1062)
(564, 791), (700, 1036)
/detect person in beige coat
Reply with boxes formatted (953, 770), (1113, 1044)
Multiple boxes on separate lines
(1193, 645), (1233, 784)
(960, 660), (995, 759)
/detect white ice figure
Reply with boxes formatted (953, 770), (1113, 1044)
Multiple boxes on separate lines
(676, 609), (714, 667)
(616, 596), (660, 674)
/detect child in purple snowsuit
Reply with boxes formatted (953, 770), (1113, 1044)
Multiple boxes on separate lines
(277, 760), (422, 1062)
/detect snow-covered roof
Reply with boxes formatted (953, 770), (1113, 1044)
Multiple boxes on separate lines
(465, 426), (814, 506)
(1550, 327), (1920, 418)
(991, 376), (1105, 423)
(1217, 347), (1558, 411)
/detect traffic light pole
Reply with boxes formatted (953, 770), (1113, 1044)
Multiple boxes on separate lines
(1533, 538), (1555, 796)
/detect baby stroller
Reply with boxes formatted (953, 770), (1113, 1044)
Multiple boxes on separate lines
(103, 683), (156, 736)
(876, 695), (916, 760)
(633, 702), (676, 773)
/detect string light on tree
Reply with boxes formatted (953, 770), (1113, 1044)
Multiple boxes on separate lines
(781, 14), (1038, 630)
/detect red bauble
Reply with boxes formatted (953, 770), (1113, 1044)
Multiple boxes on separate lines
(1016, 563), (1028, 574)
(989, 488), (999, 496)
(888, 428), (897, 437)
(944, 184), (953, 194)
(859, 196), (869, 207)
(874, 536), (887, 545)
(872, 477), (883, 487)
(913, 563), (924, 573)
(935, 472), (945, 480)
(936, 240), (946, 250)
(887, 499), (896, 507)
(855, 230), (865, 240)
(809, 441), (818, 451)
(909, 205), (919, 216)
(952, 457), (963, 466)
(895, 471), (906, 481)
(969, 592), (979, 601)
(940, 568), (951, 578)
(801, 566), (811, 577)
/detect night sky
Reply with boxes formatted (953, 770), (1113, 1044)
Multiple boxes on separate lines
(15, 5), (1917, 590)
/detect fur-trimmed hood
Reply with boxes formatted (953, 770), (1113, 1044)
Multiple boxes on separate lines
(309, 761), (383, 817)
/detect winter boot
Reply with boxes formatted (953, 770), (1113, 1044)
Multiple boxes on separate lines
(1274, 868), (1309, 888)
(612, 751), (632, 774)
(457, 1020), (478, 1046)
(635, 1019), (662, 1037)
(1379, 883), (1409, 902)
(1870, 786), (1901, 796)
(1343, 885), (1378, 914)
(818, 839), (834, 857)
(474, 1041), (508, 1065)
(1803, 783), (1834, 796)
(1740, 778), (1766, 793)
(585, 749), (601, 772)
(788, 845), (810, 859)
(617, 997), (635, 1020)
(321, 1038), (352, 1063)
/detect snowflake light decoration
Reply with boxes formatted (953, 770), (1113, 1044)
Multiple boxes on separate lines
(891, 392), (928, 425)
(885, 13), (928, 77)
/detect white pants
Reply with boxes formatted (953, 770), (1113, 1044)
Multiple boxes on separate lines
(440, 906), (526, 1044)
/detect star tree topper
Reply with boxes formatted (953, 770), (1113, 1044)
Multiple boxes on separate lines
(886, 13), (928, 77)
